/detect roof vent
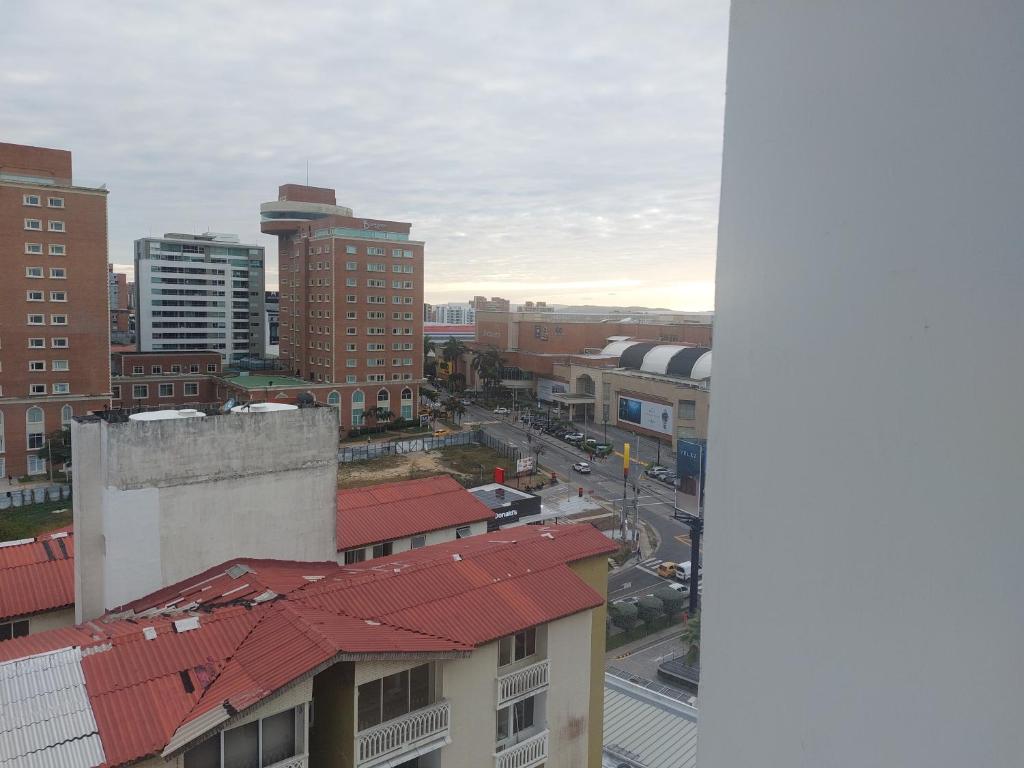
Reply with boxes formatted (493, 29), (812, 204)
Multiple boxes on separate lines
(49, 531), (69, 540)
(226, 564), (251, 579)
(253, 590), (277, 603)
(142, 626), (157, 641)
(365, 620), (381, 626)
(541, 533), (555, 540)
(452, 553), (463, 561)
(173, 617), (200, 634)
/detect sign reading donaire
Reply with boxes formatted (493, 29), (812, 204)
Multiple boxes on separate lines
(617, 396), (673, 436)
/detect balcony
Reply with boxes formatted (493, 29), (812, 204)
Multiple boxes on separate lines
(494, 729), (549, 768)
(497, 659), (550, 707)
(356, 699), (451, 768)
(265, 757), (307, 768)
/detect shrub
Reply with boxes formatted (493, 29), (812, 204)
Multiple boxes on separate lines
(610, 602), (639, 631)
(637, 596), (665, 624)
(655, 587), (685, 615)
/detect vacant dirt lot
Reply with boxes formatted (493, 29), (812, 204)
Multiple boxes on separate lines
(338, 445), (518, 490)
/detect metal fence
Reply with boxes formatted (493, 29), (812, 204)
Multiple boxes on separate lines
(338, 428), (522, 465)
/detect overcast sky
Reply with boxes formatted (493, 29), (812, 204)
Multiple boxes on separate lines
(1, 1), (727, 310)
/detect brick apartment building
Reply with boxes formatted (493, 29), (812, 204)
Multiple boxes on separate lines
(0, 142), (110, 478)
(109, 350), (222, 409)
(261, 184), (423, 428)
(108, 265), (132, 344)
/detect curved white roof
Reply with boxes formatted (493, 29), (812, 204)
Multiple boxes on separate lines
(690, 350), (712, 380)
(129, 409), (206, 422)
(640, 345), (686, 375)
(600, 340), (640, 356)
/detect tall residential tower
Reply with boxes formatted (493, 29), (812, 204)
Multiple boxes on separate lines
(261, 184), (424, 427)
(0, 142), (110, 478)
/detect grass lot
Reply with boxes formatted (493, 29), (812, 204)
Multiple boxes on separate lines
(0, 499), (72, 541)
(338, 444), (520, 490)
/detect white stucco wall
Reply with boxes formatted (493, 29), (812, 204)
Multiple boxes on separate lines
(10, 607), (75, 636)
(73, 408), (339, 620)
(337, 522), (489, 564)
(543, 609), (593, 767)
(700, 3), (1024, 767)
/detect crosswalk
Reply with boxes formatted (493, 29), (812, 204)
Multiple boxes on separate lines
(636, 556), (664, 576)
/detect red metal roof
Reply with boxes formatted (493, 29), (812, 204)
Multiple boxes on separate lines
(0, 524), (614, 766)
(336, 475), (494, 550)
(0, 529), (75, 621)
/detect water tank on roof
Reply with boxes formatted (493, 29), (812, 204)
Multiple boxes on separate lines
(230, 402), (299, 414)
(129, 409), (207, 422)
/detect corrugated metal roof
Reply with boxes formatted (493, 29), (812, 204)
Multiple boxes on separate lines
(0, 647), (105, 768)
(0, 530), (75, 621)
(602, 675), (698, 768)
(337, 475), (494, 549)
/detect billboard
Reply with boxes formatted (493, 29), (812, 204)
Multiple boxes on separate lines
(516, 456), (535, 475)
(536, 378), (567, 403)
(617, 395), (673, 436)
(676, 439), (706, 477)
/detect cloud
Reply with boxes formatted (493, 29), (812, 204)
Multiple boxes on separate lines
(1, 0), (727, 311)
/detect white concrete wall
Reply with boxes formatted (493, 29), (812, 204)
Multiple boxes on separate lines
(544, 609), (593, 767)
(439, 643), (500, 768)
(337, 522), (489, 564)
(73, 408), (338, 620)
(700, 3), (1024, 767)
(12, 607), (75, 636)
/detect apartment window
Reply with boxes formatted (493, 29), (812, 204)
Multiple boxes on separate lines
(132, 365), (144, 375)
(456, 525), (472, 539)
(189, 364), (199, 373)
(27, 455), (46, 476)
(346, 359), (357, 368)
(346, 374), (357, 384)
(345, 277), (357, 287)
(403, 264), (414, 274)
(25, 242), (43, 254)
(392, 248), (403, 257)
(30, 383), (47, 396)
(371, 541), (393, 559)
(112, 385), (121, 399)
(367, 247), (385, 256)
(170, 365), (181, 374)
(346, 245), (357, 254)
(410, 534), (426, 549)
(47, 220), (65, 232)
(346, 327), (357, 336)
(25, 266), (43, 278)
(403, 250), (413, 258)
(678, 399), (697, 420)
(29, 361), (45, 372)
(357, 664), (432, 731)
(346, 343), (357, 352)
(46, 291), (63, 305)
(27, 314), (44, 325)
(47, 197), (64, 208)
(403, 313), (413, 321)
(367, 279), (385, 288)
(132, 384), (149, 399)
(51, 338), (68, 348)
(347, 294), (357, 303)
(346, 312), (357, 320)
(392, 264), (402, 273)
(52, 359), (68, 371)
(26, 290), (43, 302)
(343, 548), (366, 565)
(392, 280), (402, 289)
(48, 244), (66, 256)
(403, 281), (413, 289)
(182, 382), (198, 397)
(182, 704), (306, 768)
(496, 696), (536, 743)
(207, 364), (217, 372)
(52, 383), (70, 395)
(28, 338), (44, 349)
(50, 315), (68, 326)
(498, 627), (537, 667)
(159, 383), (174, 398)
(346, 261), (357, 270)
(24, 218), (41, 230)
(151, 365), (162, 374)
(49, 267), (66, 279)
(23, 194), (41, 206)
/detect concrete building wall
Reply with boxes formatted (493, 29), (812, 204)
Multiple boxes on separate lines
(439, 642), (502, 768)
(72, 407), (338, 620)
(699, 3), (1024, 767)
(337, 521), (489, 564)
(544, 608), (595, 767)
(9, 607), (75, 636)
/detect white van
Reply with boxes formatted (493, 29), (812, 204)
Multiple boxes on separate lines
(674, 561), (703, 583)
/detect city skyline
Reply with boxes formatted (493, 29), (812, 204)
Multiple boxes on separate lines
(0, 1), (728, 310)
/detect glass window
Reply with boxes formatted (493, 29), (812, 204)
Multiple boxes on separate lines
(47, 197), (64, 208)
(132, 384), (149, 399)
(381, 670), (410, 722)
(496, 706), (511, 741)
(372, 541), (393, 558)
(184, 382), (199, 396)
(0, 620), (31, 641)
(358, 679), (383, 730)
(25, 266), (43, 278)
(678, 399), (696, 419)
(261, 708), (296, 766)
(183, 735), (219, 768)
(409, 664), (430, 711)
(410, 534), (426, 549)
(112, 385), (121, 399)
(23, 194), (41, 206)
(456, 525), (471, 539)
(223, 720), (258, 768)
(159, 383), (174, 397)
(344, 548), (366, 565)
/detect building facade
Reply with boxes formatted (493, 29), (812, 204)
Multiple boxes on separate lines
(261, 184), (424, 428)
(471, 295), (510, 313)
(134, 232), (266, 363)
(433, 302), (476, 325)
(109, 350), (223, 409)
(0, 142), (111, 479)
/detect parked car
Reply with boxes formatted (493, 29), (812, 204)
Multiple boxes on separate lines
(460, 399), (472, 406)
(613, 596), (642, 606)
(572, 462), (592, 474)
(564, 432), (584, 441)
(433, 428), (449, 437)
(645, 465), (668, 477)
(674, 561), (704, 583)
(493, 407), (510, 415)
(594, 443), (614, 457)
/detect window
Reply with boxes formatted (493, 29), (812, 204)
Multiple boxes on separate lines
(27, 314), (44, 325)
(25, 242), (43, 254)
(29, 360), (45, 372)
(159, 383), (174, 398)
(678, 399), (697, 419)
(132, 384), (149, 399)
(346, 327), (357, 335)
(170, 365), (181, 374)
(47, 197), (64, 208)
(24, 218), (41, 230)
(410, 534), (426, 549)
(112, 385), (121, 399)
(27, 455), (46, 476)
(346, 277), (357, 287)
(51, 338), (68, 348)
(25, 266), (43, 278)
(26, 290), (43, 301)
(346, 245), (357, 254)
(367, 247), (385, 256)
(371, 541), (393, 559)
(47, 220), (65, 232)
(367, 279), (385, 288)
(49, 244), (65, 256)
(28, 338), (44, 348)
(23, 194), (41, 206)
(403, 264), (414, 274)
(327, 390), (340, 407)
(393, 264), (402, 273)
(403, 250), (413, 258)
(61, 405), (73, 427)
(184, 382), (199, 396)
(151, 365), (162, 374)
(357, 664), (433, 731)
(30, 383), (47, 396)
(346, 374), (357, 384)
(498, 627), (537, 667)
(49, 267), (66, 278)
(50, 315), (68, 325)
(496, 696), (536, 743)
(26, 407), (44, 450)
(132, 365), (144, 375)
(346, 261), (357, 270)
(183, 704), (306, 768)
(52, 359), (68, 371)
(346, 294), (357, 303)
(207, 364), (217, 372)
(343, 548), (366, 565)
(392, 248), (403, 257)
(52, 383), (70, 394)
(190, 364), (199, 373)
(456, 525), (472, 539)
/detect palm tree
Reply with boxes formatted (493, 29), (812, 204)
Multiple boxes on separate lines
(471, 346), (505, 398)
(441, 337), (468, 378)
(372, 407), (394, 425)
(423, 334), (434, 357)
(679, 610), (701, 665)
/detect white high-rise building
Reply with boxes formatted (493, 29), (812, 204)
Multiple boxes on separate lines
(699, 3), (1024, 767)
(134, 232), (266, 362)
(434, 302), (476, 325)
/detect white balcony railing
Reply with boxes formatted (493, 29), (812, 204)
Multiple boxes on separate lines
(265, 756), (307, 768)
(357, 700), (451, 767)
(497, 659), (550, 707)
(495, 729), (549, 768)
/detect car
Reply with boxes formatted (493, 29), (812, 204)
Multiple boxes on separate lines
(657, 562), (678, 578)
(564, 432), (584, 441)
(645, 465), (668, 477)
(594, 443), (613, 457)
(613, 596), (641, 607)
(572, 462), (592, 474)
(433, 428), (449, 437)
(493, 407), (510, 415)
(460, 399), (472, 406)
(667, 582), (690, 596)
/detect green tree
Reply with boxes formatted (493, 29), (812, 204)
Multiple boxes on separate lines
(423, 334), (434, 357)
(679, 610), (701, 665)
(655, 587), (685, 616)
(637, 595), (665, 624)
(442, 337), (468, 378)
(471, 346), (505, 398)
(609, 602), (639, 631)
(371, 407), (394, 425)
